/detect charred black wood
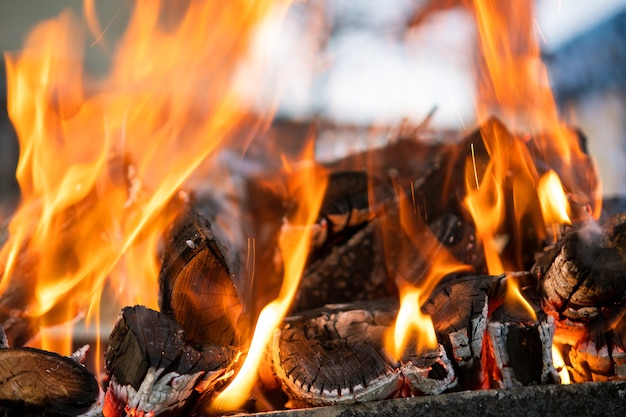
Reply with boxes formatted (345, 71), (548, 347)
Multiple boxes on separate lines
(270, 299), (456, 408)
(533, 213), (626, 324)
(0, 347), (99, 416)
(486, 301), (560, 388)
(104, 305), (238, 417)
(422, 274), (494, 389)
(294, 220), (396, 313)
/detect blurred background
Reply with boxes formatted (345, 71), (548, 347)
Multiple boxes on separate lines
(1, 0), (626, 212)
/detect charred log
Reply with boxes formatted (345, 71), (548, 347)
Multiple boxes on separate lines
(0, 347), (99, 416)
(269, 299), (456, 408)
(422, 274), (493, 389)
(534, 213), (626, 324)
(104, 305), (238, 417)
(485, 302), (560, 388)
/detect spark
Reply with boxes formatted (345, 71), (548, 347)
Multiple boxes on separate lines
(410, 181), (417, 214)
(455, 109), (467, 131)
(533, 18), (547, 45)
(246, 237), (256, 300)
(470, 143), (480, 190)
(89, 8), (120, 47)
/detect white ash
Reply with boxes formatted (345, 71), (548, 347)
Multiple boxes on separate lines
(108, 366), (205, 415)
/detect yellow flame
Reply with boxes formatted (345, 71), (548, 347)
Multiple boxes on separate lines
(504, 273), (536, 321)
(1, 0), (282, 354)
(387, 286), (437, 361)
(538, 170), (571, 238)
(212, 158), (328, 412)
(384, 183), (470, 361)
(552, 345), (571, 384)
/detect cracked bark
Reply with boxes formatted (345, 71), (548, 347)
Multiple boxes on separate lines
(0, 347), (98, 416)
(103, 305), (238, 417)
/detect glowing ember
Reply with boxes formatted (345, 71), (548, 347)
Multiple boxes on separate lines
(1, 0), (281, 355)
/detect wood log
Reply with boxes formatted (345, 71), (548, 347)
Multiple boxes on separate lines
(534, 213), (626, 324)
(0, 347), (99, 416)
(158, 196), (250, 347)
(485, 305), (560, 388)
(269, 299), (456, 408)
(103, 305), (238, 417)
(421, 274), (493, 390)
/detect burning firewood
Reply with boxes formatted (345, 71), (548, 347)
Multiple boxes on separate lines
(479, 273), (561, 388)
(0, 346), (99, 416)
(103, 305), (239, 417)
(534, 213), (626, 324)
(565, 330), (626, 383)
(268, 299), (456, 408)
(158, 196), (251, 348)
(486, 309), (560, 388)
(421, 274), (492, 389)
(293, 171), (397, 312)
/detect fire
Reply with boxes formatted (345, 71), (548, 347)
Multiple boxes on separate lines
(1, 0), (282, 355)
(213, 150), (328, 411)
(466, 0), (595, 315)
(388, 285), (437, 361)
(384, 183), (470, 361)
(538, 170), (572, 237)
(552, 345), (571, 385)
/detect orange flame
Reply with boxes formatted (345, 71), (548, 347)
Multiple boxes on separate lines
(384, 183), (470, 361)
(212, 147), (328, 412)
(552, 345), (571, 385)
(538, 170), (571, 238)
(1, 0), (282, 354)
(467, 0), (595, 316)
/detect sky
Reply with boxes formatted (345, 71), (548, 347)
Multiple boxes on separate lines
(241, 0), (626, 129)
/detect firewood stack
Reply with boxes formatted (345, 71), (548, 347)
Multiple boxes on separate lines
(2, 117), (626, 416)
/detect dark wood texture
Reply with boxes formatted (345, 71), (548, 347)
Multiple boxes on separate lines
(535, 213), (626, 323)
(271, 299), (456, 408)
(104, 305), (238, 417)
(422, 274), (493, 389)
(486, 307), (559, 388)
(0, 347), (99, 416)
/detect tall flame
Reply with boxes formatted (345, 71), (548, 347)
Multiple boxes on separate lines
(1, 0), (283, 353)
(213, 148), (328, 411)
(467, 0), (595, 315)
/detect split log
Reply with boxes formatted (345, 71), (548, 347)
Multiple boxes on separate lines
(269, 299), (456, 408)
(158, 196), (250, 347)
(104, 305), (238, 417)
(421, 274), (493, 389)
(533, 213), (626, 324)
(485, 304), (560, 388)
(0, 347), (99, 416)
